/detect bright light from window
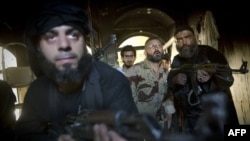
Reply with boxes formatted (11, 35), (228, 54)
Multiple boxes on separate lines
(119, 36), (148, 47)
(0, 46), (19, 119)
(0, 47), (17, 78)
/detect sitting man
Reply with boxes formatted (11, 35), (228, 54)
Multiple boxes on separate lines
(14, 1), (138, 141)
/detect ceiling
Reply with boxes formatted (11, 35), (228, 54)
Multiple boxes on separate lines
(0, 0), (249, 44)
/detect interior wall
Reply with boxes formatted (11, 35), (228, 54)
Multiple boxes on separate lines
(222, 38), (250, 125)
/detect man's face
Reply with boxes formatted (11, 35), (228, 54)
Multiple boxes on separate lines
(175, 30), (197, 58)
(161, 59), (170, 69)
(38, 25), (85, 71)
(122, 51), (136, 68)
(144, 39), (164, 63)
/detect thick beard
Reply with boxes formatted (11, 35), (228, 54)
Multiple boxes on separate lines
(124, 64), (132, 69)
(177, 44), (198, 58)
(146, 52), (163, 63)
(38, 49), (92, 84)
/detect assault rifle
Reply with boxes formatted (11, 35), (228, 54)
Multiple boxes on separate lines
(172, 63), (229, 74)
(64, 110), (163, 141)
(170, 63), (231, 106)
(170, 60), (248, 75)
(60, 63), (243, 141)
(62, 105), (226, 141)
(169, 61), (248, 106)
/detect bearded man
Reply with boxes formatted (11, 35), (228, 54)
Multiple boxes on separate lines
(126, 36), (175, 129)
(14, 1), (138, 141)
(167, 25), (239, 137)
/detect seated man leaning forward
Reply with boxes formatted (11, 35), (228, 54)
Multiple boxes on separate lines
(14, 1), (138, 141)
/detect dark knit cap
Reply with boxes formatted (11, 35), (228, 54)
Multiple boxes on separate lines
(24, 1), (92, 77)
(174, 25), (194, 36)
(25, 1), (92, 39)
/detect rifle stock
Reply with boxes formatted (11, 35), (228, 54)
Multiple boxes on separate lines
(64, 110), (163, 141)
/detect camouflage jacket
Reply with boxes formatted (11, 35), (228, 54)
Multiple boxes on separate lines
(126, 60), (175, 118)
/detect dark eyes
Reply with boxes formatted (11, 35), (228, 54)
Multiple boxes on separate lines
(43, 33), (55, 40)
(68, 31), (81, 39)
(147, 44), (163, 49)
(42, 30), (82, 41)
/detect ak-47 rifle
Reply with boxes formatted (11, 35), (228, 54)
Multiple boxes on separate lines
(170, 63), (231, 106)
(170, 60), (248, 75)
(64, 110), (163, 141)
(62, 104), (227, 141)
(169, 60), (248, 106)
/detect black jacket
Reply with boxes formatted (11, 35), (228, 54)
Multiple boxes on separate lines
(14, 61), (138, 141)
(0, 80), (16, 141)
(167, 45), (239, 133)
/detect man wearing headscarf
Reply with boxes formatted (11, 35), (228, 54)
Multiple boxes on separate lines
(14, 1), (138, 141)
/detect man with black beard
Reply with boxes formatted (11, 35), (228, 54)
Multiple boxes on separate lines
(117, 45), (137, 75)
(14, 1), (138, 141)
(167, 25), (239, 136)
(126, 36), (175, 129)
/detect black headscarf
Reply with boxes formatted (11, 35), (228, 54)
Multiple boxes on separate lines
(24, 1), (92, 77)
(25, 1), (91, 38)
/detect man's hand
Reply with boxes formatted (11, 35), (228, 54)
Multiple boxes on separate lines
(57, 124), (127, 141)
(93, 124), (127, 141)
(197, 69), (212, 83)
(163, 114), (172, 129)
(173, 73), (187, 85)
(57, 134), (75, 141)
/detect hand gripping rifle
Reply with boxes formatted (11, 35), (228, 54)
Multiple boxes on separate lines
(64, 110), (164, 141)
(170, 61), (248, 106)
(62, 108), (228, 141)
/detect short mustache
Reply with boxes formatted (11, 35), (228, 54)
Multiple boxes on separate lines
(54, 52), (77, 60)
